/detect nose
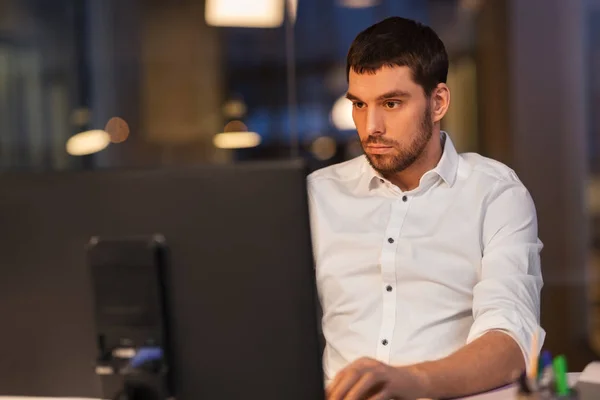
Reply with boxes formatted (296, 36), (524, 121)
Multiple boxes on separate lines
(366, 108), (384, 137)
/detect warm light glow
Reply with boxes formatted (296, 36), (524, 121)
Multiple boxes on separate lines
(213, 131), (261, 149)
(337, 0), (380, 7)
(223, 120), (249, 133)
(222, 99), (247, 118)
(105, 117), (130, 143)
(311, 136), (337, 160)
(66, 130), (110, 156)
(331, 95), (355, 131)
(112, 347), (136, 359)
(205, 0), (285, 28)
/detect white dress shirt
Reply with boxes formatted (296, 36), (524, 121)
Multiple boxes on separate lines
(307, 132), (545, 383)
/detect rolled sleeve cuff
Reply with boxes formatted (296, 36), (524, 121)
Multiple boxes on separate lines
(466, 311), (545, 373)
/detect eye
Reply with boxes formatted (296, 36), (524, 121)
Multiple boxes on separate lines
(383, 101), (402, 109)
(352, 102), (366, 109)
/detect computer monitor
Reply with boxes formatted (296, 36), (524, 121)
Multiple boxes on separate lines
(0, 159), (324, 399)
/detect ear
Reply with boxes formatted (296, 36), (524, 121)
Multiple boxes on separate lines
(430, 83), (450, 123)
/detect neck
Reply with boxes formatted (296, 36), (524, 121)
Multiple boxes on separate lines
(385, 129), (443, 191)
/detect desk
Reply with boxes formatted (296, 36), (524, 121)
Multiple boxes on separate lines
(0, 374), (582, 400)
(455, 372), (580, 400)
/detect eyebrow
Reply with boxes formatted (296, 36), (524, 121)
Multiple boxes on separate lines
(376, 90), (411, 100)
(345, 90), (411, 102)
(345, 92), (362, 102)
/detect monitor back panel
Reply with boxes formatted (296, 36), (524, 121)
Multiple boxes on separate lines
(0, 160), (323, 399)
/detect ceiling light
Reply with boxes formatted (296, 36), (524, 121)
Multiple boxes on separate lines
(205, 0), (285, 28)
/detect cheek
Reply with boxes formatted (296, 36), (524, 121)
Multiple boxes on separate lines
(385, 109), (421, 133)
(379, 112), (420, 147)
(383, 112), (405, 134)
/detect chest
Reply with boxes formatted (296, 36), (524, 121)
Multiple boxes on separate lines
(313, 189), (484, 293)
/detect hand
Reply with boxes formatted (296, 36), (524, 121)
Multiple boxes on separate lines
(326, 357), (425, 400)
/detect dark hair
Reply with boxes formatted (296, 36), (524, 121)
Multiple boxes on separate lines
(346, 17), (448, 96)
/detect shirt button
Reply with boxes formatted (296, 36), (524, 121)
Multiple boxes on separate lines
(382, 339), (388, 346)
(402, 195), (408, 202)
(387, 237), (394, 244)
(386, 285), (393, 292)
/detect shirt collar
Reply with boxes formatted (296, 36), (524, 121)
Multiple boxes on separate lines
(433, 131), (459, 187)
(365, 131), (459, 191)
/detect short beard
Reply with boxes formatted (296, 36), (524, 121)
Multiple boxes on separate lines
(362, 102), (433, 176)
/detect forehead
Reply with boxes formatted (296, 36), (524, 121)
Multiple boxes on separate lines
(348, 66), (422, 100)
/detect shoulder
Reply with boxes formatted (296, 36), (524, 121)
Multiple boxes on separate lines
(459, 152), (522, 184)
(460, 153), (538, 225)
(458, 152), (536, 210)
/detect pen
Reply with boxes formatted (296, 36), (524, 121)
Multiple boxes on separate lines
(553, 354), (570, 396)
(537, 350), (554, 390)
(528, 329), (539, 380)
(539, 350), (552, 373)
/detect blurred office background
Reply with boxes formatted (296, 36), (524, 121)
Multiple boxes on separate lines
(0, 0), (599, 370)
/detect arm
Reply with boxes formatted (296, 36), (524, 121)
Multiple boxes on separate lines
(407, 330), (524, 398)
(412, 179), (544, 398)
(327, 331), (522, 400)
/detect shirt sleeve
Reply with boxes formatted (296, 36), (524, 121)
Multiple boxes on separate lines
(466, 177), (545, 371)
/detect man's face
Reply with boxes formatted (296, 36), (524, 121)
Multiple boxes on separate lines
(347, 66), (433, 176)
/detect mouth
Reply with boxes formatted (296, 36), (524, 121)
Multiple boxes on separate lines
(366, 145), (393, 154)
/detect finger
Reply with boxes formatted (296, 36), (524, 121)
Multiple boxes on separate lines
(326, 371), (346, 398)
(325, 380), (337, 399)
(326, 372), (347, 399)
(327, 361), (365, 398)
(345, 372), (385, 400)
(327, 369), (362, 400)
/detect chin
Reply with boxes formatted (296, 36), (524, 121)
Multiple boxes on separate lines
(367, 153), (414, 175)
(368, 156), (400, 174)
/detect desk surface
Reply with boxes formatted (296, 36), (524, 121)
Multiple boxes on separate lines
(455, 372), (580, 400)
(0, 373), (581, 400)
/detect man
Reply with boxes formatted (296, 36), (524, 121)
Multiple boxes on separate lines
(307, 16), (544, 400)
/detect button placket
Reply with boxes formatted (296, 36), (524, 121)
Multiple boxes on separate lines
(376, 199), (409, 362)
